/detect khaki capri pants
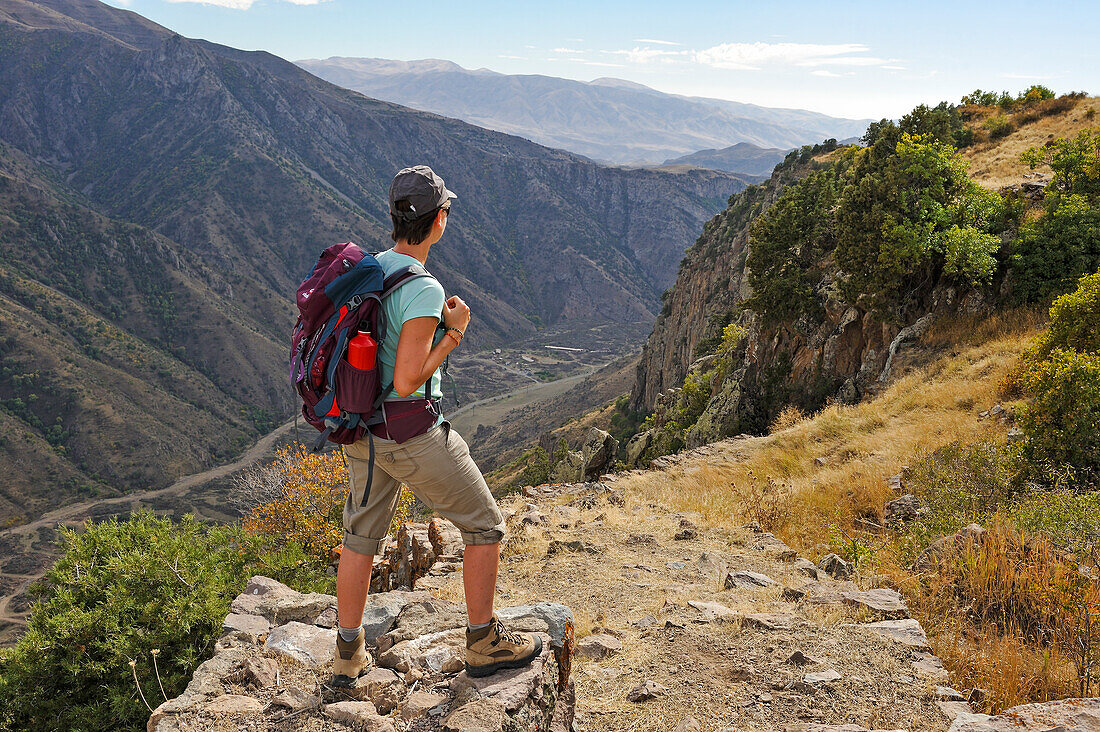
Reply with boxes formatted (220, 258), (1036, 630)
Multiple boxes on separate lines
(341, 423), (506, 556)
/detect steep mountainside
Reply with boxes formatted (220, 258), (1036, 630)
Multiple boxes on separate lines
(295, 57), (871, 166)
(627, 95), (1099, 458)
(662, 141), (789, 178)
(0, 0), (748, 522)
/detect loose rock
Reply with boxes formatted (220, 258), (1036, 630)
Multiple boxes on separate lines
(575, 633), (622, 660)
(817, 553), (854, 579)
(627, 680), (669, 702)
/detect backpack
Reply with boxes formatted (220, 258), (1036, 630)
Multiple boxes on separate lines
(289, 242), (432, 452)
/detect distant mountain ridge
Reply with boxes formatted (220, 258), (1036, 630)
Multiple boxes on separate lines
(662, 142), (789, 178)
(295, 57), (873, 167)
(0, 0), (747, 522)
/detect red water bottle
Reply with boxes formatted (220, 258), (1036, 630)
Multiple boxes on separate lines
(347, 330), (376, 370)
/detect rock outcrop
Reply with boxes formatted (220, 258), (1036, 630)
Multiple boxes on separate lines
(628, 147), (997, 456)
(151, 573), (574, 730)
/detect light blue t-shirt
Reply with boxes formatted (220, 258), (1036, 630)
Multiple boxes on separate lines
(375, 249), (445, 402)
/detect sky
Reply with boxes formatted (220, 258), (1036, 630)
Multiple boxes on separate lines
(103, 0), (1099, 119)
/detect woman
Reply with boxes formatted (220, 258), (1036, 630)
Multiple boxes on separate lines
(331, 165), (541, 685)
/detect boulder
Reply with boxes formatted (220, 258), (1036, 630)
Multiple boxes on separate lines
(818, 553), (854, 579)
(918, 524), (986, 568)
(580, 428), (618, 481)
(625, 430), (654, 467)
(884, 494), (921, 523)
(242, 656), (278, 688)
(348, 667), (406, 713)
(263, 621), (336, 668)
(221, 613), (271, 638)
(378, 627), (466, 674)
(449, 640), (560, 729)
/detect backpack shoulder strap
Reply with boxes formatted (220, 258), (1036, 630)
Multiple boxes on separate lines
(382, 263), (440, 299)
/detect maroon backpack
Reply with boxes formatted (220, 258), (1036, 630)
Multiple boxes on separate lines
(289, 243), (432, 501)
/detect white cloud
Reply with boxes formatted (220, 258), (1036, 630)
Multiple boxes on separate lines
(573, 60), (627, 68)
(164, 0), (329, 8)
(811, 69), (842, 77)
(553, 47), (585, 54)
(634, 38), (680, 46)
(605, 46), (689, 64)
(694, 42), (879, 71)
(881, 65), (907, 71)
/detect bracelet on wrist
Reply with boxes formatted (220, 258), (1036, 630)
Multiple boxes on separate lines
(445, 328), (463, 345)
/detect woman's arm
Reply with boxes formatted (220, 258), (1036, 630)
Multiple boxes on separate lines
(392, 296), (471, 398)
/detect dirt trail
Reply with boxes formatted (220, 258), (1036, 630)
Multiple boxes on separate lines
(422, 481), (952, 731)
(0, 417), (298, 636)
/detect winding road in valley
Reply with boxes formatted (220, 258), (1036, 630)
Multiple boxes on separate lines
(0, 417), (299, 637)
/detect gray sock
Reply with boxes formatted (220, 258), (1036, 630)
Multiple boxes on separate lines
(468, 621), (491, 631)
(338, 626), (361, 642)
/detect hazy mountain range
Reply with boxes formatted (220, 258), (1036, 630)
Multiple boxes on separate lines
(0, 0), (748, 521)
(662, 142), (790, 177)
(296, 57), (873, 169)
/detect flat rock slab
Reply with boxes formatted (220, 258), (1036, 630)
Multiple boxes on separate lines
(911, 650), (950, 680)
(443, 697), (507, 732)
(377, 597), (467, 652)
(575, 633), (622, 660)
(744, 613), (800, 631)
(497, 603), (575, 651)
(792, 722), (910, 726)
(229, 576), (336, 625)
(401, 690), (448, 720)
(948, 697), (1100, 732)
(687, 600), (739, 623)
(450, 640), (556, 712)
(806, 584), (909, 618)
(263, 621), (335, 668)
(324, 700), (396, 731)
(202, 694), (265, 715)
(858, 618), (930, 649)
(725, 570), (778, 589)
(222, 612), (271, 637)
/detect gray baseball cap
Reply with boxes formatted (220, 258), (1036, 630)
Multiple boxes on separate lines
(388, 165), (457, 221)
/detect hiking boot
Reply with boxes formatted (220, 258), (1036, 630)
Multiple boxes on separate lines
(331, 627), (370, 687)
(465, 615), (543, 678)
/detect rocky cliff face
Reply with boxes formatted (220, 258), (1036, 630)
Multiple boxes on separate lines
(629, 151), (997, 454)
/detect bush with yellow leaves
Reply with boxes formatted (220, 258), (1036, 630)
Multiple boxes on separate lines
(239, 445), (416, 563)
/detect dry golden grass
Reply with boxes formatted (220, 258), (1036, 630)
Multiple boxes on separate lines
(962, 96), (1100, 189)
(618, 311), (1041, 552)
(608, 309), (1100, 710)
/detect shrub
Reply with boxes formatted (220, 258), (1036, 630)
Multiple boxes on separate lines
(0, 512), (327, 732)
(1021, 128), (1100, 204)
(1033, 271), (1100, 357)
(835, 133), (1005, 312)
(984, 114), (1016, 139)
(1012, 197), (1100, 303)
(241, 445), (415, 564)
(1016, 347), (1100, 485)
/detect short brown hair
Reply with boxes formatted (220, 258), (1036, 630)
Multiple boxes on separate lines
(390, 199), (442, 245)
